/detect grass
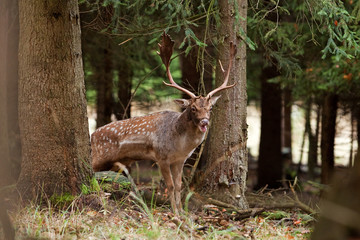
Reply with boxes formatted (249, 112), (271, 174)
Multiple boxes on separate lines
(8, 196), (314, 239)
(6, 175), (314, 239)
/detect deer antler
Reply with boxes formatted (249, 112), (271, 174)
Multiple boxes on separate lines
(157, 32), (196, 99)
(206, 42), (237, 98)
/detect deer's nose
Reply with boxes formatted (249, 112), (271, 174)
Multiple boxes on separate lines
(200, 119), (209, 126)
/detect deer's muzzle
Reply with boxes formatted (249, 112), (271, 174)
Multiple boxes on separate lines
(199, 119), (209, 132)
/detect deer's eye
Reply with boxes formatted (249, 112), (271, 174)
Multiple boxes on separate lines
(191, 106), (196, 112)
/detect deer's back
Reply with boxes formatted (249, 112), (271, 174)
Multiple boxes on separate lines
(91, 111), (182, 171)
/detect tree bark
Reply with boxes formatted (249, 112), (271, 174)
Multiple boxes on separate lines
(282, 88), (292, 161)
(308, 101), (321, 179)
(95, 41), (114, 128)
(257, 66), (282, 188)
(114, 61), (132, 120)
(320, 93), (338, 184)
(17, 0), (92, 200)
(0, 0), (21, 186)
(180, 45), (213, 98)
(197, 0), (248, 209)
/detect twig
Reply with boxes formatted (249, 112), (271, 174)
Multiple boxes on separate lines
(288, 177), (317, 215)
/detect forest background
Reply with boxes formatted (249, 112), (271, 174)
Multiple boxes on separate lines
(1, 0), (360, 239)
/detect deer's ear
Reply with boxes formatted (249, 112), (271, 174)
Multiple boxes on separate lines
(209, 95), (221, 105)
(173, 99), (191, 108)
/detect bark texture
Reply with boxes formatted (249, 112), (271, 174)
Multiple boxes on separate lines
(307, 101), (321, 179)
(320, 93), (338, 184)
(95, 41), (113, 127)
(180, 45), (213, 98)
(257, 66), (282, 188)
(198, 0), (248, 209)
(0, 0), (21, 186)
(114, 61), (132, 120)
(17, 0), (92, 200)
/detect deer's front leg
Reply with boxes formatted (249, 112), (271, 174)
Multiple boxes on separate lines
(171, 162), (184, 212)
(158, 161), (177, 214)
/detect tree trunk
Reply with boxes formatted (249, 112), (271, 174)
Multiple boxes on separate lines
(320, 93), (338, 184)
(114, 61), (132, 120)
(282, 88), (292, 161)
(95, 41), (113, 128)
(180, 46), (213, 98)
(257, 66), (282, 188)
(196, 0), (248, 209)
(17, 0), (92, 200)
(0, 6), (12, 187)
(308, 101), (321, 179)
(0, 0), (21, 186)
(349, 111), (354, 167)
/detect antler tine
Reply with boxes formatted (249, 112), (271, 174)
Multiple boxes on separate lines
(158, 32), (197, 99)
(206, 42), (237, 98)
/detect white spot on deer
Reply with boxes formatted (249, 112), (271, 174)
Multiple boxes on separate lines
(109, 139), (112, 143)
(114, 130), (117, 134)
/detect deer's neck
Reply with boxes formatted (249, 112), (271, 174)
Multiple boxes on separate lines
(174, 108), (205, 147)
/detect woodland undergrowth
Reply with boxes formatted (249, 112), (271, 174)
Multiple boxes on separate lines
(4, 173), (317, 240)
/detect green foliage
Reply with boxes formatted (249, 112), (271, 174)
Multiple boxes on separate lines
(81, 177), (101, 195)
(80, 0), (258, 107)
(262, 210), (291, 220)
(49, 192), (75, 209)
(247, 0), (360, 105)
(315, 0), (360, 59)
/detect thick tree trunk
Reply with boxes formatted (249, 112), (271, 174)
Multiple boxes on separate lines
(17, 0), (92, 200)
(0, 0), (21, 186)
(180, 46), (213, 98)
(257, 66), (282, 188)
(197, 0), (248, 209)
(0, 7), (12, 187)
(0, 0), (16, 187)
(114, 61), (132, 120)
(96, 41), (113, 127)
(320, 93), (338, 184)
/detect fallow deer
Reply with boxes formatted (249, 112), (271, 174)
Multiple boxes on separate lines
(91, 32), (237, 214)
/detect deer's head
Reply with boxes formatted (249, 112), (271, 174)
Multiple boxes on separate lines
(158, 32), (236, 133)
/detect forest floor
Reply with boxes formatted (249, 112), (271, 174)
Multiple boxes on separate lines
(5, 166), (319, 240)
(10, 198), (314, 240)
